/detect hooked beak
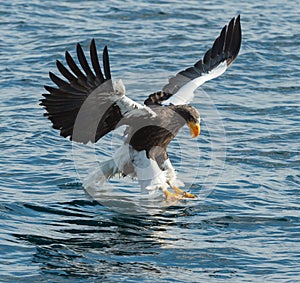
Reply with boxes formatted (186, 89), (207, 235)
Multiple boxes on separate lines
(188, 121), (200, 138)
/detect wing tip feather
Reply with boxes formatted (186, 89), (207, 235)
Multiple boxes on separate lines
(157, 15), (241, 105)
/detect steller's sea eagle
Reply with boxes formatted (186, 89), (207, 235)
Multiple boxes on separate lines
(40, 16), (241, 200)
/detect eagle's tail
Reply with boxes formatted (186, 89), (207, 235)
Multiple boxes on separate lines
(83, 159), (119, 188)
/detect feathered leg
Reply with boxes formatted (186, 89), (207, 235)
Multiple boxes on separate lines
(163, 159), (196, 200)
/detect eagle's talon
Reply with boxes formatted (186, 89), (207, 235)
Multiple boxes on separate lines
(172, 186), (196, 199)
(163, 187), (196, 201)
(163, 189), (182, 201)
(182, 191), (196, 199)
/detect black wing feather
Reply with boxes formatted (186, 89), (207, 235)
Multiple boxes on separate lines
(90, 39), (105, 83)
(76, 43), (96, 86)
(217, 26), (227, 56)
(65, 50), (87, 83)
(56, 60), (77, 82)
(103, 46), (111, 80)
(225, 17), (235, 54)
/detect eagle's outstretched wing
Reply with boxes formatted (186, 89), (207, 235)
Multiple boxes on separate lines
(144, 15), (241, 106)
(41, 39), (150, 143)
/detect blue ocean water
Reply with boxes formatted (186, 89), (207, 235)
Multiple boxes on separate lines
(1, 0), (300, 282)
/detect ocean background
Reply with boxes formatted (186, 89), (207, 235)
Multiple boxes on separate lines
(1, 0), (300, 282)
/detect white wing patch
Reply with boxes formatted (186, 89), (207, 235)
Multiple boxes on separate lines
(111, 80), (157, 118)
(162, 60), (227, 105)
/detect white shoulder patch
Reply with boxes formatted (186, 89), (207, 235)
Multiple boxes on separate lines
(113, 79), (126, 96)
(163, 60), (227, 105)
(116, 95), (157, 118)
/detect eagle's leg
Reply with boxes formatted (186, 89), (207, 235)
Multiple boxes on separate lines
(163, 183), (196, 200)
(171, 186), (196, 199)
(162, 188), (183, 201)
(161, 159), (196, 200)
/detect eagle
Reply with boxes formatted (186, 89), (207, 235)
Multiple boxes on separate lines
(40, 16), (241, 201)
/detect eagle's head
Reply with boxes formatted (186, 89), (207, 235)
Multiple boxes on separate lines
(171, 105), (200, 138)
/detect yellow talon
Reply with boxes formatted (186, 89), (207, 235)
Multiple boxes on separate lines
(172, 186), (196, 199)
(163, 186), (196, 201)
(172, 186), (184, 194)
(163, 189), (182, 201)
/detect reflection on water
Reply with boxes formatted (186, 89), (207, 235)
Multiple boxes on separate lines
(12, 197), (180, 280)
(9, 193), (297, 282)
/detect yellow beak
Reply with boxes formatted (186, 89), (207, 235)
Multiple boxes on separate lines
(188, 121), (200, 138)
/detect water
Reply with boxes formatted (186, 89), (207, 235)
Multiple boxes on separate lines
(1, 0), (300, 282)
